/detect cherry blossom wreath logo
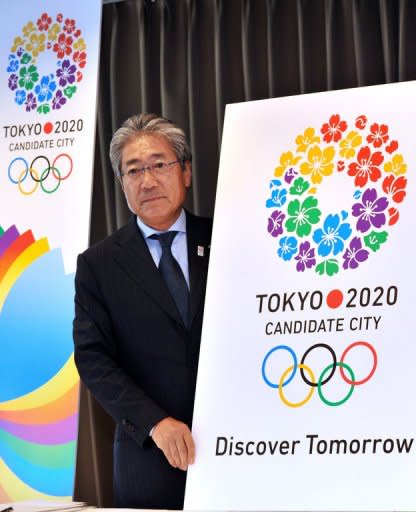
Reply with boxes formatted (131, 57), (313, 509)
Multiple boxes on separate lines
(266, 114), (407, 276)
(7, 13), (87, 113)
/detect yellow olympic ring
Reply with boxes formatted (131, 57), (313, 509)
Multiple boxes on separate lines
(278, 364), (316, 408)
(18, 168), (39, 196)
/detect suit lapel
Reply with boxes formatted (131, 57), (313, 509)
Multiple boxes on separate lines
(113, 217), (184, 327)
(186, 212), (210, 325)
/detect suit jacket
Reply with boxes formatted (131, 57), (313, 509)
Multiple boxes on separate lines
(73, 211), (212, 509)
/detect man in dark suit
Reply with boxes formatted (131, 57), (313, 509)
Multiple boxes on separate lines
(73, 113), (212, 509)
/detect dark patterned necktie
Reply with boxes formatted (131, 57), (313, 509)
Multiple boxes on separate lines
(150, 231), (190, 326)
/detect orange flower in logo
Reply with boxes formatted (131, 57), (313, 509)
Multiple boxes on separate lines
(366, 123), (389, 148)
(347, 146), (383, 187)
(382, 175), (407, 203)
(321, 114), (347, 143)
(53, 33), (73, 59)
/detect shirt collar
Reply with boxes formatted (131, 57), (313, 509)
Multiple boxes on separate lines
(136, 209), (187, 239)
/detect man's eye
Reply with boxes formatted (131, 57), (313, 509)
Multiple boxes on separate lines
(154, 162), (166, 169)
(127, 168), (140, 176)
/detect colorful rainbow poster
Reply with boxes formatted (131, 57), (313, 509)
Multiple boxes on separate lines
(0, 0), (101, 502)
(185, 82), (416, 511)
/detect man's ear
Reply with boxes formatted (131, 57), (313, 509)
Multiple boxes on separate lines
(184, 161), (192, 188)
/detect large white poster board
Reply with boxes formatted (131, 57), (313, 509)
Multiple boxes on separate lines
(0, 0), (101, 502)
(185, 82), (416, 511)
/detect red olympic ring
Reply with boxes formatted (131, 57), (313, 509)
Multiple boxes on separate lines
(339, 341), (377, 385)
(52, 153), (73, 181)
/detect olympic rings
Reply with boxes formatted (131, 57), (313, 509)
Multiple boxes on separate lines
(30, 155), (51, 182)
(279, 364), (315, 408)
(262, 341), (377, 407)
(318, 362), (355, 407)
(340, 341), (377, 385)
(7, 154), (73, 195)
(40, 167), (61, 194)
(52, 153), (73, 181)
(18, 167), (39, 195)
(8, 157), (28, 184)
(262, 345), (297, 388)
(300, 343), (336, 387)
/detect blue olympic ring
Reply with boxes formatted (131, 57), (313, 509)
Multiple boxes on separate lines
(8, 157), (28, 184)
(261, 345), (297, 388)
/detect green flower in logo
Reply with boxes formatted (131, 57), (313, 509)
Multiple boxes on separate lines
(18, 64), (39, 90)
(289, 177), (310, 196)
(285, 196), (321, 237)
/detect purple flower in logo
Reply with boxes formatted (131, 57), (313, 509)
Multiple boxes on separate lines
(352, 188), (388, 233)
(295, 241), (316, 272)
(52, 90), (67, 110)
(17, 46), (24, 57)
(267, 210), (285, 237)
(25, 92), (37, 112)
(8, 73), (18, 91)
(284, 167), (298, 184)
(342, 236), (369, 269)
(56, 59), (76, 87)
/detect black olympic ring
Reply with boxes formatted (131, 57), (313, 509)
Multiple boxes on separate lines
(30, 155), (51, 182)
(300, 343), (337, 387)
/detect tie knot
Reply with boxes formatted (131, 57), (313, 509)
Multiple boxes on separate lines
(150, 231), (178, 248)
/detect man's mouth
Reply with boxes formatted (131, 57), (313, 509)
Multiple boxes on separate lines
(141, 195), (164, 204)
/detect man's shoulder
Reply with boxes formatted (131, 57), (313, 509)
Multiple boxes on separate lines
(80, 216), (138, 261)
(186, 211), (213, 237)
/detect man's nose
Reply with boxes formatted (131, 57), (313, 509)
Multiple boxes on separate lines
(141, 168), (158, 188)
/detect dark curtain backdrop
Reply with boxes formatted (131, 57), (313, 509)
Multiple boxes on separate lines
(74, 0), (416, 505)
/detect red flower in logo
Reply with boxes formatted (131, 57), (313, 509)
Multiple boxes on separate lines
(73, 51), (87, 69)
(321, 114), (347, 143)
(386, 140), (398, 154)
(37, 13), (52, 31)
(388, 207), (399, 226)
(347, 146), (384, 187)
(355, 115), (367, 130)
(382, 175), (407, 203)
(64, 18), (76, 34)
(337, 161), (345, 172)
(366, 123), (389, 148)
(53, 33), (73, 59)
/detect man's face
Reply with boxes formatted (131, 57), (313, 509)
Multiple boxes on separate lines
(120, 133), (191, 230)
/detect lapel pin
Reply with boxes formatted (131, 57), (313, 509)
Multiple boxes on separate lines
(197, 245), (204, 257)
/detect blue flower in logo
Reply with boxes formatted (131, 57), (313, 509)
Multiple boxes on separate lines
(312, 211), (352, 257)
(15, 89), (26, 105)
(35, 74), (57, 102)
(277, 236), (298, 261)
(266, 179), (287, 208)
(7, 54), (19, 73)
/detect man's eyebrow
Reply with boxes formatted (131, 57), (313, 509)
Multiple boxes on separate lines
(124, 153), (167, 167)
